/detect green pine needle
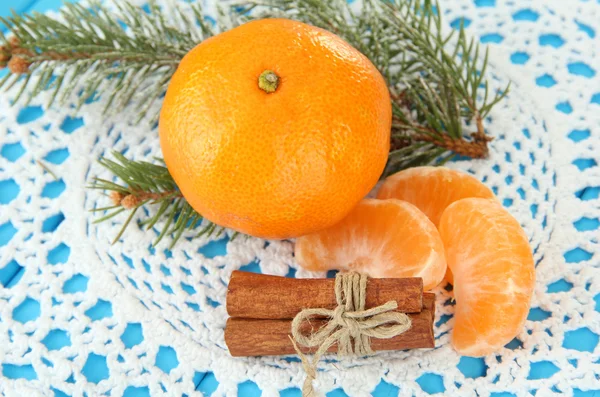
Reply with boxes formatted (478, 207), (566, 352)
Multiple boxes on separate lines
(89, 152), (225, 248)
(0, 0), (218, 123)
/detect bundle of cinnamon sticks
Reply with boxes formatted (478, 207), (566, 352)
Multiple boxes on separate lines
(224, 271), (435, 357)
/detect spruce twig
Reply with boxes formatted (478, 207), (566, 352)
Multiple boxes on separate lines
(0, 0), (217, 123)
(0, 0), (510, 246)
(89, 152), (225, 248)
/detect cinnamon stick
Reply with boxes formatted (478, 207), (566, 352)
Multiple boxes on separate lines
(225, 292), (436, 357)
(226, 271), (423, 319)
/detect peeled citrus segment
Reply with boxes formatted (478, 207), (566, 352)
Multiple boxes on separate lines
(438, 198), (535, 357)
(377, 166), (496, 227)
(295, 198), (447, 290)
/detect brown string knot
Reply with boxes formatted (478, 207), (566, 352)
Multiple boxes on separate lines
(290, 272), (412, 396)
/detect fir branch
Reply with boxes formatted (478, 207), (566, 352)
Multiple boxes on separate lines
(0, 0), (216, 122)
(0, 0), (510, 246)
(89, 152), (228, 248)
(0, 0), (508, 161)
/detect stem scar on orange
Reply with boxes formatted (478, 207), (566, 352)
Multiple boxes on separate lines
(159, 19), (392, 239)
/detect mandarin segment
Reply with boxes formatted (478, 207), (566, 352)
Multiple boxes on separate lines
(438, 198), (535, 356)
(377, 166), (496, 226)
(159, 19), (391, 239)
(295, 199), (447, 290)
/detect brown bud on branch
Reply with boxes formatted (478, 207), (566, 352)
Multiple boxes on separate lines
(110, 191), (126, 206)
(8, 36), (20, 48)
(120, 194), (141, 209)
(1, 36), (34, 73)
(8, 56), (31, 74)
(0, 46), (9, 63)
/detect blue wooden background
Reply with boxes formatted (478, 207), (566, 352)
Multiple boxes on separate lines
(0, 1), (599, 396)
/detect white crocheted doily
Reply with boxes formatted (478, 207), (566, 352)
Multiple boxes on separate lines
(0, 0), (598, 396)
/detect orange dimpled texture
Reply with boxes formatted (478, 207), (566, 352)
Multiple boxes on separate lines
(159, 19), (391, 239)
(438, 198), (535, 357)
(377, 166), (496, 227)
(295, 199), (447, 290)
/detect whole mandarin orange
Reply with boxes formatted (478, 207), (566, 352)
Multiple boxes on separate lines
(160, 19), (391, 239)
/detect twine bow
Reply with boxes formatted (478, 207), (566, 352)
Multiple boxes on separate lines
(290, 272), (412, 396)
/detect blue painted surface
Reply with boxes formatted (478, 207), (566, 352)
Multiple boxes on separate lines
(123, 386), (151, 397)
(27, 0), (78, 14)
(457, 357), (488, 378)
(528, 307), (552, 321)
(536, 74), (557, 87)
(42, 212), (66, 232)
(416, 373), (445, 394)
(573, 217), (599, 231)
(41, 179), (67, 198)
(121, 323), (144, 348)
(512, 9), (539, 22)
(555, 102), (573, 114)
(47, 242), (71, 264)
(196, 372), (219, 395)
(539, 34), (565, 48)
(564, 247), (593, 263)
(563, 328), (599, 352)
(547, 279), (574, 293)
(197, 236), (229, 258)
(1, 142), (26, 162)
(326, 389), (348, 397)
(42, 329), (72, 351)
(572, 158), (597, 171)
(481, 33), (504, 43)
(155, 346), (179, 374)
(85, 299), (113, 321)
(528, 361), (560, 380)
(0, 0), (38, 20)
(510, 52), (530, 64)
(5, 267), (25, 288)
(0, 1), (598, 396)
(62, 274), (89, 293)
(372, 380), (399, 396)
(239, 260), (261, 273)
(577, 21), (596, 38)
(2, 364), (38, 380)
(280, 388), (302, 397)
(568, 129), (591, 142)
(450, 17), (472, 30)
(16, 106), (44, 124)
(52, 388), (71, 397)
(580, 187), (599, 200)
(81, 353), (109, 384)
(0, 178), (20, 204)
(574, 390), (600, 397)
(0, 260), (22, 286)
(45, 148), (70, 164)
(0, 222), (17, 247)
(13, 297), (41, 323)
(238, 381), (262, 397)
(59, 116), (84, 134)
(568, 62), (596, 78)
